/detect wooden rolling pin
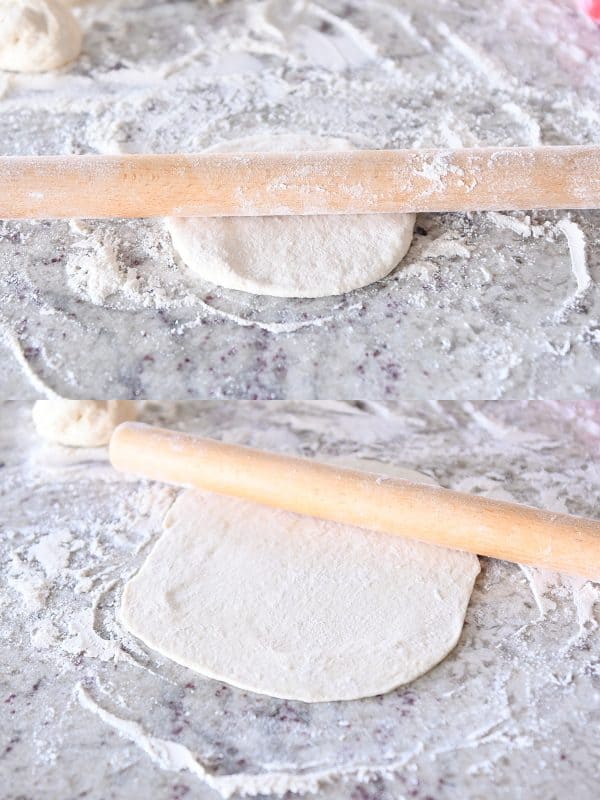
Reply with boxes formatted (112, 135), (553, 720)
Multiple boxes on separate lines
(109, 422), (600, 581)
(2, 145), (599, 219)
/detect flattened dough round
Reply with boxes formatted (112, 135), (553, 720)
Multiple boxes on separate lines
(166, 135), (416, 298)
(0, 0), (82, 73)
(32, 400), (139, 447)
(120, 460), (480, 702)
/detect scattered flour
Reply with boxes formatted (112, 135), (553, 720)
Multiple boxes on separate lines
(7, 554), (50, 612)
(76, 681), (423, 799)
(30, 529), (73, 578)
(1, 0), (598, 398)
(556, 218), (592, 296)
(487, 212), (546, 239)
(62, 606), (123, 662)
(3, 401), (598, 799)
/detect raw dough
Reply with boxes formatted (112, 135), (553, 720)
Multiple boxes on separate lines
(32, 400), (138, 447)
(166, 135), (416, 298)
(120, 459), (480, 702)
(0, 0), (82, 73)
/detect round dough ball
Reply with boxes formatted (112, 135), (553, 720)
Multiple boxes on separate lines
(166, 135), (416, 298)
(0, 0), (82, 73)
(32, 400), (139, 447)
(120, 460), (480, 702)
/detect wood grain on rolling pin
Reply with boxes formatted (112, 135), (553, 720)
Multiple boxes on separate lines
(2, 145), (599, 219)
(109, 423), (600, 581)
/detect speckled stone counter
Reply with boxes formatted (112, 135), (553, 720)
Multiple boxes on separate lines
(1, 401), (599, 798)
(0, 0), (599, 399)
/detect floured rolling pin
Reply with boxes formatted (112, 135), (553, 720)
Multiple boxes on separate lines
(2, 145), (599, 219)
(109, 422), (600, 581)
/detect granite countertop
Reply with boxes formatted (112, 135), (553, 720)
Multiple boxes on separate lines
(0, 0), (599, 399)
(1, 400), (599, 798)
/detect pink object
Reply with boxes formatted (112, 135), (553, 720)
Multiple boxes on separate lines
(578, 0), (600, 21)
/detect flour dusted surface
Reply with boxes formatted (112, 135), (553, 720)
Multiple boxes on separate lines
(2, 0), (598, 397)
(2, 401), (599, 798)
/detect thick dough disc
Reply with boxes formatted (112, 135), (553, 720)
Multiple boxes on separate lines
(120, 459), (480, 702)
(166, 135), (415, 298)
(0, 0), (82, 73)
(32, 400), (138, 447)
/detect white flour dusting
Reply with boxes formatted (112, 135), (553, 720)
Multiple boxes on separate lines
(487, 212), (546, 239)
(7, 553), (50, 612)
(0, 323), (61, 399)
(76, 682), (423, 799)
(556, 217), (592, 296)
(30, 529), (73, 578)
(0, 0), (598, 398)
(2, 401), (598, 798)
